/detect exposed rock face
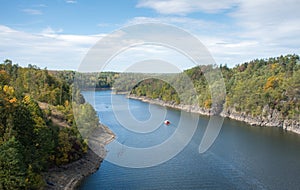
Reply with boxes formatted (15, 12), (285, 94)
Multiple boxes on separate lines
(128, 95), (213, 116)
(43, 148), (103, 190)
(220, 107), (282, 127)
(43, 125), (115, 190)
(39, 101), (115, 189)
(128, 95), (300, 135)
(283, 120), (300, 134)
(220, 106), (300, 134)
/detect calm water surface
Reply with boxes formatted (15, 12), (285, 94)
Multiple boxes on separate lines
(80, 90), (300, 190)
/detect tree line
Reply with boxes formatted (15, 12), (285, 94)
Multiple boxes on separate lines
(118, 54), (300, 120)
(1, 54), (298, 188)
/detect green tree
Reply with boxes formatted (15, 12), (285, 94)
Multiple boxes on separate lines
(0, 137), (26, 189)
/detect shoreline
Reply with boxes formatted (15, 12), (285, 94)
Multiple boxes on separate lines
(43, 124), (115, 190)
(43, 148), (103, 190)
(127, 94), (300, 135)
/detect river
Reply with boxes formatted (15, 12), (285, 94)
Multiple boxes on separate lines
(79, 90), (300, 190)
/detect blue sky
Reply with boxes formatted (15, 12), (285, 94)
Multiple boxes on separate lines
(1, 0), (154, 34)
(1, 0), (299, 70)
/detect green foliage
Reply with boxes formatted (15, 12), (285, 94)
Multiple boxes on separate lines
(227, 54), (299, 117)
(0, 137), (26, 190)
(0, 54), (298, 188)
(54, 127), (87, 165)
(124, 54), (299, 120)
(131, 78), (180, 103)
(0, 64), (71, 105)
(73, 103), (99, 138)
(0, 60), (98, 189)
(71, 71), (119, 90)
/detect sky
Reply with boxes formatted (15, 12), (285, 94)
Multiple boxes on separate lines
(0, 0), (299, 71)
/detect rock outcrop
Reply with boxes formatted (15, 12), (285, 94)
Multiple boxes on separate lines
(220, 106), (300, 134)
(39, 101), (115, 190)
(43, 148), (103, 190)
(128, 95), (300, 135)
(43, 124), (115, 190)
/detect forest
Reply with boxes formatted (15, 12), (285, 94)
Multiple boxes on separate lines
(118, 54), (300, 121)
(0, 60), (100, 189)
(67, 71), (119, 90)
(70, 54), (299, 123)
(0, 54), (299, 189)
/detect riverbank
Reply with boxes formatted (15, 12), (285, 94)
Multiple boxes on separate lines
(220, 107), (300, 134)
(43, 124), (115, 190)
(127, 94), (300, 135)
(43, 148), (102, 190)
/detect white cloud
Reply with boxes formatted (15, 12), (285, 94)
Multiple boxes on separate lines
(66, 0), (77, 4)
(137, 0), (239, 15)
(41, 26), (64, 34)
(3, 0), (300, 71)
(33, 4), (47, 8)
(134, 0), (300, 67)
(0, 25), (104, 70)
(127, 16), (222, 29)
(103, 43), (206, 73)
(230, 0), (300, 46)
(22, 9), (43, 15)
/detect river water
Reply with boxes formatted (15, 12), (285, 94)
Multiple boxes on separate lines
(79, 90), (300, 190)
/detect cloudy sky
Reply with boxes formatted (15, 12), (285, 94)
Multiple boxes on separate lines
(1, 0), (299, 70)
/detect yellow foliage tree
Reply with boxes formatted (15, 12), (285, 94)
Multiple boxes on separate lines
(204, 99), (212, 109)
(3, 85), (14, 95)
(264, 76), (278, 91)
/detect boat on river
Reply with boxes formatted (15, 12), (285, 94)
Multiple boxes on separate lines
(164, 120), (170, 125)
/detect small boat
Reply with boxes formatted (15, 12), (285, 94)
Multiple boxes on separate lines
(164, 120), (170, 125)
